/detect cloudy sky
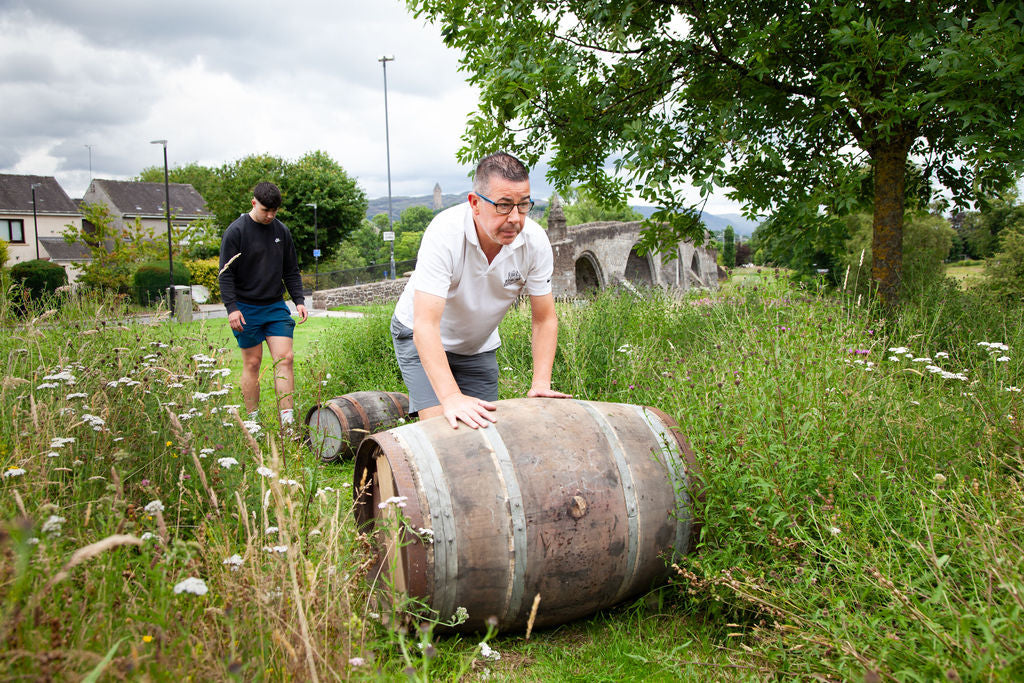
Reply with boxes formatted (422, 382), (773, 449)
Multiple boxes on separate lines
(0, 0), (742, 213)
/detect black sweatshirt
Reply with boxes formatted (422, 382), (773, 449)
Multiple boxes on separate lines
(218, 213), (305, 314)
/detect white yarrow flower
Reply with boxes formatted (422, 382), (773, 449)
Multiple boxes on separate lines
(144, 500), (165, 513)
(478, 642), (501, 661)
(173, 577), (209, 595)
(218, 457), (239, 469)
(223, 554), (244, 570)
(41, 515), (66, 535)
(256, 466), (276, 478)
(3, 468), (26, 478)
(378, 495), (408, 509)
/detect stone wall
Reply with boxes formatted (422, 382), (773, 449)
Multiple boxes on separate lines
(312, 277), (407, 308)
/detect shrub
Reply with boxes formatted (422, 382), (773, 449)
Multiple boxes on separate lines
(185, 257), (220, 303)
(985, 222), (1024, 302)
(10, 258), (68, 300)
(0, 239), (8, 269)
(132, 260), (191, 306)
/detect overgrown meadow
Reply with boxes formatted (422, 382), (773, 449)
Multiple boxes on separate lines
(2, 272), (1023, 681)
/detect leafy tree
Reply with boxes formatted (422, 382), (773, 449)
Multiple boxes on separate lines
(278, 150), (367, 269)
(393, 205), (435, 235)
(347, 219), (390, 266)
(393, 231), (424, 261)
(735, 240), (752, 266)
(410, 0), (1024, 305)
(723, 226), (736, 268)
(207, 154), (288, 229)
(985, 222), (1024, 301)
(330, 241), (366, 271)
(63, 203), (170, 295)
(554, 186), (643, 226)
(952, 193), (1024, 260)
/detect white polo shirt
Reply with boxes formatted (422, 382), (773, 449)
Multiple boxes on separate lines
(393, 202), (553, 355)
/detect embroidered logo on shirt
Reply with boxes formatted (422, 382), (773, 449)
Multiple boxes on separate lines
(275, 238), (281, 243)
(503, 269), (523, 287)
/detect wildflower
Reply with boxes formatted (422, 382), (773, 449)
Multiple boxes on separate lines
(43, 370), (76, 383)
(140, 532), (156, 542)
(46, 452), (60, 458)
(934, 473), (947, 484)
(223, 554), (244, 570)
(81, 414), (105, 431)
(829, 527), (841, 536)
(27, 537), (39, 545)
(478, 642), (501, 661)
(996, 356), (1010, 362)
(218, 457), (239, 469)
(378, 496), (408, 509)
(199, 448), (214, 458)
(36, 382), (60, 389)
(309, 529), (322, 537)
(173, 577), (209, 595)
(143, 635), (154, 643)
(144, 500), (165, 513)
(66, 393), (88, 399)
(888, 347), (909, 354)
(911, 357), (932, 363)
(848, 349), (870, 356)
(349, 657), (366, 667)
(165, 441), (173, 447)
(263, 545), (288, 553)
(935, 351), (949, 358)
(3, 467), (26, 478)
(265, 526), (279, 535)
(279, 478), (300, 487)
(242, 420), (262, 435)
(256, 466), (276, 478)
(1005, 386), (1021, 393)
(42, 515), (66, 534)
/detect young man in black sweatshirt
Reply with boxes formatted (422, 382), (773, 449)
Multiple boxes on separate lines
(218, 182), (308, 429)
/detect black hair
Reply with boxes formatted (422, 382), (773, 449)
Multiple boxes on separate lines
(472, 152), (530, 194)
(252, 181), (282, 209)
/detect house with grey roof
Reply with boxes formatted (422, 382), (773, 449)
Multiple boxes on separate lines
(0, 174), (83, 269)
(81, 179), (211, 236)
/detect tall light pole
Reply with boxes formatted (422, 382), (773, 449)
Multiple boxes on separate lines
(30, 182), (42, 260)
(305, 202), (319, 292)
(379, 54), (396, 280)
(150, 139), (175, 317)
(84, 144), (93, 180)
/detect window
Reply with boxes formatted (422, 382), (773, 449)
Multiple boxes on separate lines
(1, 219), (25, 243)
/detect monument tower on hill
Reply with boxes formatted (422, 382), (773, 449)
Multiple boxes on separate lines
(432, 183), (442, 211)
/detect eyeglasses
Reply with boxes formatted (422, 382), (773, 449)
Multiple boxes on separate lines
(475, 192), (535, 216)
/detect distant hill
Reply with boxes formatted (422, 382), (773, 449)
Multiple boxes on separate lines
(367, 194), (758, 237)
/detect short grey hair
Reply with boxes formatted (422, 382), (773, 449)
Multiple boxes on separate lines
(472, 152), (530, 194)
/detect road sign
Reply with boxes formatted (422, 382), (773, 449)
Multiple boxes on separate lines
(313, 249), (321, 258)
(382, 231), (395, 242)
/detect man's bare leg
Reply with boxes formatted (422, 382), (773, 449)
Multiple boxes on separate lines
(240, 344), (264, 413)
(266, 336), (296, 422)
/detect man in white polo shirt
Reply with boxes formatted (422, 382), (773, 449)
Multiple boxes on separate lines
(391, 152), (571, 429)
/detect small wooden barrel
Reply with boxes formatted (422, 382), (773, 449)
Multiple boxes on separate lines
(353, 397), (700, 632)
(305, 391), (409, 462)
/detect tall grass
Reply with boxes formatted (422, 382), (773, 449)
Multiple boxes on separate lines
(2, 274), (1022, 680)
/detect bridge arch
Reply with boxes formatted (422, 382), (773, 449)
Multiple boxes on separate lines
(624, 245), (655, 286)
(574, 251), (604, 295)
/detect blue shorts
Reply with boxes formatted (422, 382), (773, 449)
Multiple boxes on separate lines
(232, 300), (296, 349)
(390, 316), (498, 413)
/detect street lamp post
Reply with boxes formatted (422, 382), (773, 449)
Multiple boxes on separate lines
(30, 182), (42, 260)
(150, 139), (175, 317)
(305, 202), (319, 292)
(379, 54), (396, 280)
(84, 144), (93, 180)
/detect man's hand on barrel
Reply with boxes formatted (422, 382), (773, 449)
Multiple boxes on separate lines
(440, 392), (498, 430)
(527, 382), (572, 400)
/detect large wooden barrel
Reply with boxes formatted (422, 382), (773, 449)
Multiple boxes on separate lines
(305, 391), (409, 462)
(353, 398), (700, 632)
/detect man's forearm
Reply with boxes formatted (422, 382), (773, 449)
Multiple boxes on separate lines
(530, 314), (558, 390)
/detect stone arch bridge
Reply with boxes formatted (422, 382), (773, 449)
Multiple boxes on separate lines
(546, 197), (720, 298)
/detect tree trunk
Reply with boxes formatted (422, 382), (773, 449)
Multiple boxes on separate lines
(871, 136), (913, 307)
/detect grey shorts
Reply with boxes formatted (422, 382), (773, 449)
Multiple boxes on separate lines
(390, 316), (498, 414)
